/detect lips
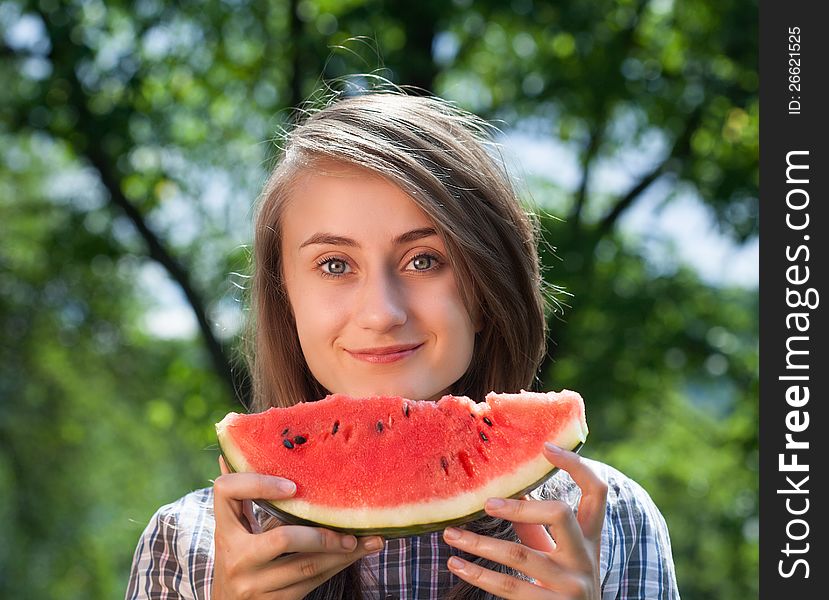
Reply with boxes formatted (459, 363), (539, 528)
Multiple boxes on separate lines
(346, 342), (424, 364)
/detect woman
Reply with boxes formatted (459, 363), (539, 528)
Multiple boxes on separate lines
(127, 91), (679, 599)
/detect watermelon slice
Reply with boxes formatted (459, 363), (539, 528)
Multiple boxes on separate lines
(216, 390), (587, 538)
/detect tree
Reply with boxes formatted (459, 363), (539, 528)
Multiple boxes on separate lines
(1, 1), (757, 597)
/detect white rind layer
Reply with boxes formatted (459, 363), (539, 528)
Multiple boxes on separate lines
(216, 413), (255, 471)
(217, 410), (587, 530)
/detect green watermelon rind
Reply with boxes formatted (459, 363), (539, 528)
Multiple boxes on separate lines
(219, 442), (584, 538)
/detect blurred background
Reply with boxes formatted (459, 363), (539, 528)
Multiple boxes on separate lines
(0, 0), (758, 597)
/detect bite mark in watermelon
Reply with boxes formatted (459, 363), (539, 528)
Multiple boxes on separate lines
(215, 389), (587, 538)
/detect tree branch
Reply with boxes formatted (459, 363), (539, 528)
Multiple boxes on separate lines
(595, 105), (702, 240)
(32, 8), (251, 407)
(569, 125), (604, 231)
(89, 146), (251, 408)
(565, 0), (652, 234)
(289, 0), (303, 108)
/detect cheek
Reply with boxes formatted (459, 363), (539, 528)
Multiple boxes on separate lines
(283, 268), (347, 356)
(290, 289), (347, 350)
(418, 280), (477, 360)
(290, 296), (348, 394)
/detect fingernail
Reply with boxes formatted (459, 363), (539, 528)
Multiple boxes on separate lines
(341, 536), (357, 550)
(544, 442), (562, 454)
(443, 527), (461, 540)
(276, 479), (296, 495)
(364, 537), (384, 552)
(485, 498), (505, 510)
(448, 556), (466, 572)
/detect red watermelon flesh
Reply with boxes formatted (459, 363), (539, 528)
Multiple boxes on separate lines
(216, 389), (587, 537)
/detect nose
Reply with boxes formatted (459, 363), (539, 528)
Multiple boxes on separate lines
(353, 268), (408, 332)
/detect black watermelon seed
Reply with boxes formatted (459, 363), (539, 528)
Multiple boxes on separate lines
(469, 413), (475, 419)
(293, 435), (307, 445)
(479, 431), (489, 443)
(483, 417), (493, 426)
(332, 421), (339, 435)
(376, 421), (384, 433)
(403, 403), (410, 417)
(281, 427), (289, 435)
(283, 439), (295, 449)
(440, 456), (449, 471)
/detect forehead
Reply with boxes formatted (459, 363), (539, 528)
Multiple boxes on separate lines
(280, 164), (437, 245)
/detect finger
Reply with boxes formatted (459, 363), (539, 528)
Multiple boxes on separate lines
(446, 555), (564, 600)
(252, 525), (374, 562)
(264, 537), (385, 589)
(512, 522), (556, 553)
(484, 498), (587, 562)
(219, 455), (230, 475)
(269, 557), (365, 598)
(512, 495), (555, 552)
(543, 443), (608, 543)
(212, 472), (296, 536)
(443, 527), (562, 585)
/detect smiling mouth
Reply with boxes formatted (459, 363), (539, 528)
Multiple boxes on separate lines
(346, 343), (424, 364)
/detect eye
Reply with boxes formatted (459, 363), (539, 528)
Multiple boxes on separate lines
(406, 253), (442, 272)
(317, 257), (351, 277)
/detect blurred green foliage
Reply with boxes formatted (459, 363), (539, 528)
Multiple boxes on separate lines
(1, 0), (757, 598)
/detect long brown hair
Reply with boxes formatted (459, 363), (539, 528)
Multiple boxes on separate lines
(246, 90), (552, 599)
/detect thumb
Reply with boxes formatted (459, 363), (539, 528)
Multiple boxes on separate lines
(242, 499), (262, 534)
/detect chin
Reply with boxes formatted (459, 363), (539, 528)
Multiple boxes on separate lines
(339, 383), (443, 402)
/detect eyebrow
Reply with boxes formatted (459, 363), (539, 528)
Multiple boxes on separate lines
(298, 227), (439, 249)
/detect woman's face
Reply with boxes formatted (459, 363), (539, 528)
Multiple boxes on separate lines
(280, 163), (478, 401)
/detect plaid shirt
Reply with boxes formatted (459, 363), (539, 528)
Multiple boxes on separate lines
(126, 459), (679, 599)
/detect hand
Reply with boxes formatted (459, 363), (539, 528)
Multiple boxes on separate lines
(442, 443), (608, 599)
(212, 456), (385, 599)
